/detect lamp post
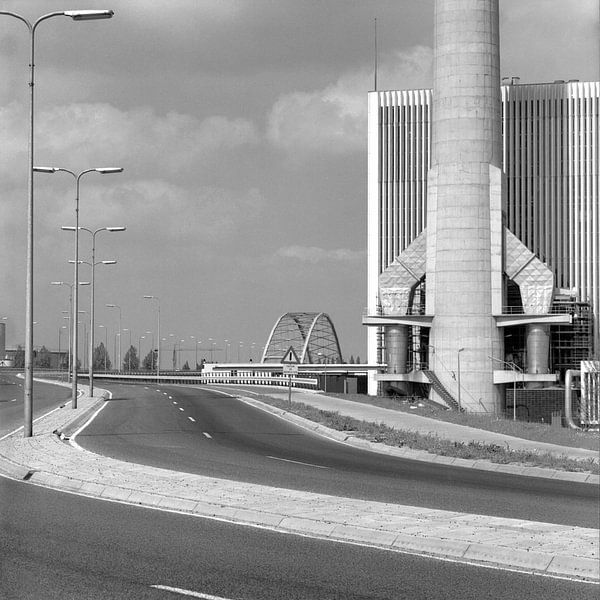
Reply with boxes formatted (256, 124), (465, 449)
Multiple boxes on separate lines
(51, 281), (89, 384)
(138, 335), (145, 370)
(65, 225), (124, 395)
(488, 355), (522, 421)
(224, 339), (229, 362)
(98, 324), (108, 371)
(36, 166), (122, 408)
(106, 304), (122, 372)
(123, 328), (132, 370)
(58, 325), (66, 372)
(457, 347), (465, 411)
(143, 296), (160, 378)
(1, 7), (115, 434)
(144, 331), (154, 369)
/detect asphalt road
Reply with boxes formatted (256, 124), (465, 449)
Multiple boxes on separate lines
(76, 383), (599, 528)
(0, 372), (71, 437)
(1, 476), (597, 600)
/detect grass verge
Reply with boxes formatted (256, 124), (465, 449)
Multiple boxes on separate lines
(328, 393), (600, 451)
(252, 394), (599, 475)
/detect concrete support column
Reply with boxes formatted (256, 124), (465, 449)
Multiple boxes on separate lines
(385, 325), (409, 375)
(526, 323), (550, 388)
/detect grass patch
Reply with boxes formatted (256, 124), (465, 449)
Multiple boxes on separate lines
(252, 394), (599, 475)
(327, 393), (600, 452)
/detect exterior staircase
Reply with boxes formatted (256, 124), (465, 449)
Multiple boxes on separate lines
(423, 370), (463, 411)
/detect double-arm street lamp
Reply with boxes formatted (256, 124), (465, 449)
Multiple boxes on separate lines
(1, 8), (115, 435)
(35, 166), (123, 408)
(65, 226), (125, 396)
(143, 296), (161, 378)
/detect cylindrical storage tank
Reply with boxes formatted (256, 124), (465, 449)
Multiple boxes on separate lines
(526, 323), (550, 388)
(385, 325), (409, 374)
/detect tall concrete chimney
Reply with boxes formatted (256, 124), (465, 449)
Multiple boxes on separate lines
(425, 0), (504, 411)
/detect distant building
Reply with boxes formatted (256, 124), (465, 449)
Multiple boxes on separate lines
(365, 80), (599, 401)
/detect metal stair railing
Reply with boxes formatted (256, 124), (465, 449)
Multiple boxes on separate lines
(423, 369), (463, 411)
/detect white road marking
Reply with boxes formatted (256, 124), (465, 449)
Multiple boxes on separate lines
(203, 432), (212, 439)
(1, 404), (66, 441)
(266, 456), (329, 469)
(188, 417), (195, 422)
(150, 585), (236, 599)
(178, 407), (184, 411)
(169, 396), (173, 399)
(11, 398), (16, 402)
(173, 401), (178, 405)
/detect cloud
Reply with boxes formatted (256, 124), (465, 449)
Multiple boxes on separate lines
(275, 245), (365, 264)
(266, 45), (432, 157)
(0, 101), (259, 183)
(500, 0), (599, 83)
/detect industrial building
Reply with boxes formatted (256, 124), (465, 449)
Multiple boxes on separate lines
(363, 1), (598, 413)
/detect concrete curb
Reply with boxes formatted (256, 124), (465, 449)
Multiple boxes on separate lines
(0, 388), (598, 583)
(231, 393), (600, 486)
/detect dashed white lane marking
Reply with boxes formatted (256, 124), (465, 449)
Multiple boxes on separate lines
(173, 401), (178, 405)
(11, 398), (16, 402)
(188, 417), (196, 423)
(202, 432), (212, 439)
(150, 585), (234, 599)
(178, 407), (184, 412)
(266, 456), (329, 470)
(168, 396), (173, 399)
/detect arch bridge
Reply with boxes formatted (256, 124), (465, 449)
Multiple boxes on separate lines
(261, 312), (342, 364)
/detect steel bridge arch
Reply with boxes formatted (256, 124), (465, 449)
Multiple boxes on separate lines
(261, 312), (343, 364)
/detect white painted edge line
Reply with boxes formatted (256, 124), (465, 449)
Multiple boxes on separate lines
(208, 388), (599, 484)
(1, 403), (66, 441)
(150, 585), (237, 599)
(69, 390), (114, 450)
(266, 455), (329, 469)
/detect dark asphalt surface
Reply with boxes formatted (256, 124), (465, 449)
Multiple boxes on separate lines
(1, 476), (597, 600)
(77, 383), (600, 528)
(0, 372), (71, 437)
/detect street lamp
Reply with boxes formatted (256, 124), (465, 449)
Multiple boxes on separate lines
(50, 280), (89, 384)
(488, 355), (522, 421)
(65, 225), (124, 395)
(143, 296), (160, 378)
(36, 166), (122, 408)
(457, 347), (465, 411)
(1, 7), (115, 435)
(318, 352), (328, 393)
(105, 303), (122, 373)
(138, 335), (145, 370)
(98, 324), (108, 371)
(123, 328), (132, 370)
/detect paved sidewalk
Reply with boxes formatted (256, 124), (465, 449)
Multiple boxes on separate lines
(0, 388), (598, 582)
(235, 386), (599, 464)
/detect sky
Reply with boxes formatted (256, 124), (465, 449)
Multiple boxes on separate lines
(1, 0), (598, 367)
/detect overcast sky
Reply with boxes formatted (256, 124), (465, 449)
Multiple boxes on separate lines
(1, 0), (598, 366)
